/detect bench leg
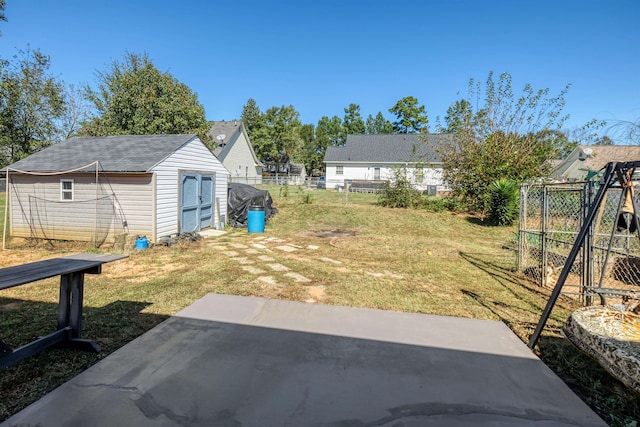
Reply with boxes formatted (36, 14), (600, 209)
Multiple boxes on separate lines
(58, 272), (85, 338)
(56, 272), (100, 353)
(69, 272), (84, 339)
(57, 274), (71, 330)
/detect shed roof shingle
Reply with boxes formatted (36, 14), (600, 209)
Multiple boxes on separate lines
(5, 134), (199, 173)
(324, 134), (449, 163)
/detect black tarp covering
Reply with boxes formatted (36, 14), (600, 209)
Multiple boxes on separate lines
(227, 183), (278, 228)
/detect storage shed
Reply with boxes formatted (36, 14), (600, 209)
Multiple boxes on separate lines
(3, 134), (229, 246)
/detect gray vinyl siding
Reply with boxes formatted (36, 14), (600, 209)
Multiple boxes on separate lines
(152, 137), (229, 238)
(8, 173), (153, 242)
(106, 174), (154, 239)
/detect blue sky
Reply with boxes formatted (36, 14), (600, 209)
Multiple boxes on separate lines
(2, 0), (639, 141)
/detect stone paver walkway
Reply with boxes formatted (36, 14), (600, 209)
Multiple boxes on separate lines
(206, 234), (403, 303)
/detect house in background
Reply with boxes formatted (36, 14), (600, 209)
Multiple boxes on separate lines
(551, 145), (640, 181)
(208, 121), (263, 185)
(323, 134), (451, 194)
(4, 134), (229, 246)
(289, 163), (307, 185)
(259, 153), (307, 185)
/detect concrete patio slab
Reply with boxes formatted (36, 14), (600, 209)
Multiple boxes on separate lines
(2, 294), (606, 427)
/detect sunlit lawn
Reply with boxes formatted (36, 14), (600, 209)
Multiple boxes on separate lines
(0, 188), (638, 425)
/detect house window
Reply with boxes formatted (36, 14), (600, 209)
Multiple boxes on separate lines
(336, 166), (344, 175)
(374, 168), (381, 180)
(60, 179), (74, 201)
(416, 168), (424, 184)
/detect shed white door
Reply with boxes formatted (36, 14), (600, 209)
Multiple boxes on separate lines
(180, 173), (214, 233)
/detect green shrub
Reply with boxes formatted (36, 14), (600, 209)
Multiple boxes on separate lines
(443, 196), (466, 213)
(488, 178), (519, 226)
(378, 174), (422, 208)
(279, 183), (290, 198)
(300, 192), (313, 204)
(417, 196), (447, 212)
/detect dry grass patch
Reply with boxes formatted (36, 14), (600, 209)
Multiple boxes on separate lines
(1, 189), (640, 424)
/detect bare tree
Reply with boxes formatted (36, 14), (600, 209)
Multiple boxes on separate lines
(606, 118), (640, 145)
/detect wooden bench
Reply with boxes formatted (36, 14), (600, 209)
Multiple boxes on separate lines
(0, 253), (127, 368)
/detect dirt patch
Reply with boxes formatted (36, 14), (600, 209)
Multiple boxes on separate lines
(305, 285), (326, 302)
(309, 229), (357, 239)
(0, 251), (53, 267)
(106, 256), (184, 283)
(302, 229), (357, 248)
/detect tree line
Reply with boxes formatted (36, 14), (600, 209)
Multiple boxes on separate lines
(1, 6), (634, 214)
(0, 47), (430, 170)
(240, 97), (429, 174)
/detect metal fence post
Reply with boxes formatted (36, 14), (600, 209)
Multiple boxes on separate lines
(541, 185), (549, 287)
(517, 184), (527, 272)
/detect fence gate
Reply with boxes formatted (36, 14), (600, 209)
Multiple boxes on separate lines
(518, 181), (640, 305)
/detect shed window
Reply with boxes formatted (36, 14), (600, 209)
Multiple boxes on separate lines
(336, 166), (344, 175)
(60, 179), (74, 201)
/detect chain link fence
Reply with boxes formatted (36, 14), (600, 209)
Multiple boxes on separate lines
(518, 181), (640, 305)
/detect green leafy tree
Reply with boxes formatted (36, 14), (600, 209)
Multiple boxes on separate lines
(443, 99), (474, 134)
(81, 52), (210, 143)
(389, 96), (428, 134)
(439, 72), (573, 213)
(316, 115), (344, 147)
(343, 103), (366, 135)
(241, 98), (272, 159)
(309, 115), (344, 174)
(366, 112), (393, 134)
(564, 119), (607, 146)
(594, 135), (614, 145)
(241, 98), (262, 135)
(0, 47), (65, 167)
(263, 105), (302, 166)
(298, 123), (320, 173)
(535, 129), (576, 159)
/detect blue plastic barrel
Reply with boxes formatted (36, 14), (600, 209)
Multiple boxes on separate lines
(247, 206), (265, 233)
(135, 236), (149, 250)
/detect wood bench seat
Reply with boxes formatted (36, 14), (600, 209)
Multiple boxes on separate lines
(0, 254), (126, 290)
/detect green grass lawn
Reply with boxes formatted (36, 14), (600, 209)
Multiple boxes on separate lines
(1, 187), (639, 425)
